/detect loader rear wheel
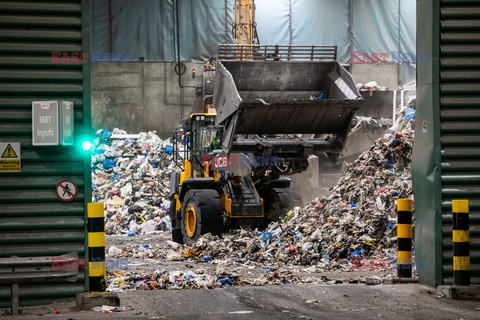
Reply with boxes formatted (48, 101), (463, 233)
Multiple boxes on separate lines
(181, 189), (224, 246)
(268, 188), (303, 220)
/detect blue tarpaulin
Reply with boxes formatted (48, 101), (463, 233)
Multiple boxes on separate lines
(90, 0), (416, 83)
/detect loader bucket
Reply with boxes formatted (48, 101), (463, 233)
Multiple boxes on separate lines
(213, 45), (363, 156)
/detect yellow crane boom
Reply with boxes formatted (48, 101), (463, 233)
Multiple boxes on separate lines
(233, 0), (258, 45)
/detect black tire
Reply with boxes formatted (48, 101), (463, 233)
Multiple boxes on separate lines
(169, 198), (184, 244)
(181, 189), (224, 246)
(268, 188), (303, 220)
(172, 229), (183, 244)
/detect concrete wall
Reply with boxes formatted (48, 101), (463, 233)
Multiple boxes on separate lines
(351, 63), (399, 90)
(290, 156), (322, 206)
(91, 61), (204, 139)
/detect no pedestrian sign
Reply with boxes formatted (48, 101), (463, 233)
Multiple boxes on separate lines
(56, 180), (78, 202)
(0, 142), (21, 172)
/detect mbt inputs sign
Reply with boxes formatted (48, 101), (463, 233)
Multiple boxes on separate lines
(32, 101), (59, 146)
(0, 142), (21, 172)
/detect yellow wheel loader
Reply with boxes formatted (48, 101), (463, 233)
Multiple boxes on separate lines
(169, 0), (362, 245)
(169, 44), (363, 245)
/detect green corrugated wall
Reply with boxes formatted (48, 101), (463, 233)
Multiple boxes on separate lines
(414, 0), (480, 286)
(0, 0), (91, 306)
(439, 0), (480, 285)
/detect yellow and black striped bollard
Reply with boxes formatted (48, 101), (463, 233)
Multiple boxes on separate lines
(452, 199), (470, 286)
(397, 199), (413, 278)
(87, 202), (106, 291)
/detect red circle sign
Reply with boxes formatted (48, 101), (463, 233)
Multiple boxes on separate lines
(55, 180), (78, 202)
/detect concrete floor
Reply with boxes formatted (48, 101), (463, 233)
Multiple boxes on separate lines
(6, 284), (480, 320)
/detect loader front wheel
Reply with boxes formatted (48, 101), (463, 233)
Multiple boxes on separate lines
(169, 198), (184, 244)
(268, 188), (303, 220)
(181, 189), (224, 246)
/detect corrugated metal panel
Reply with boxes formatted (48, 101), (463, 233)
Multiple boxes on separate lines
(0, 0), (90, 306)
(440, 0), (480, 284)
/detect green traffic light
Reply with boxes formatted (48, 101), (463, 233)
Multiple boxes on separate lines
(82, 140), (92, 151)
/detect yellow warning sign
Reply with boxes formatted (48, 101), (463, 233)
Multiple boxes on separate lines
(0, 142), (20, 172)
(1, 144), (18, 158)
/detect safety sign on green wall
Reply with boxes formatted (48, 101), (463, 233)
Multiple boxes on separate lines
(0, 142), (21, 172)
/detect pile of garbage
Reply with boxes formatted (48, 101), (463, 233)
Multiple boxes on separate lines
(185, 100), (415, 268)
(104, 99), (416, 290)
(91, 128), (177, 235)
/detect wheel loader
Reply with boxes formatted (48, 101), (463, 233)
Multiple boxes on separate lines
(168, 0), (363, 245)
(168, 44), (363, 245)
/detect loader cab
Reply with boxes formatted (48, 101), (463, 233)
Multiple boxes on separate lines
(183, 113), (222, 176)
(189, 114), (221, 153)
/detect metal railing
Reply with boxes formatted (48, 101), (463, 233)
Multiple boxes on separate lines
(0, 252), (78, 315)
(218, 44), (337, 61)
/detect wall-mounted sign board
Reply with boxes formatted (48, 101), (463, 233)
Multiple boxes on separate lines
(32, 101), (59, 146)
(55, 179), (78, 202)
(0, 142), (21, 172)
(60, 101), (74, 146)
(32, 101), (74, 146)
